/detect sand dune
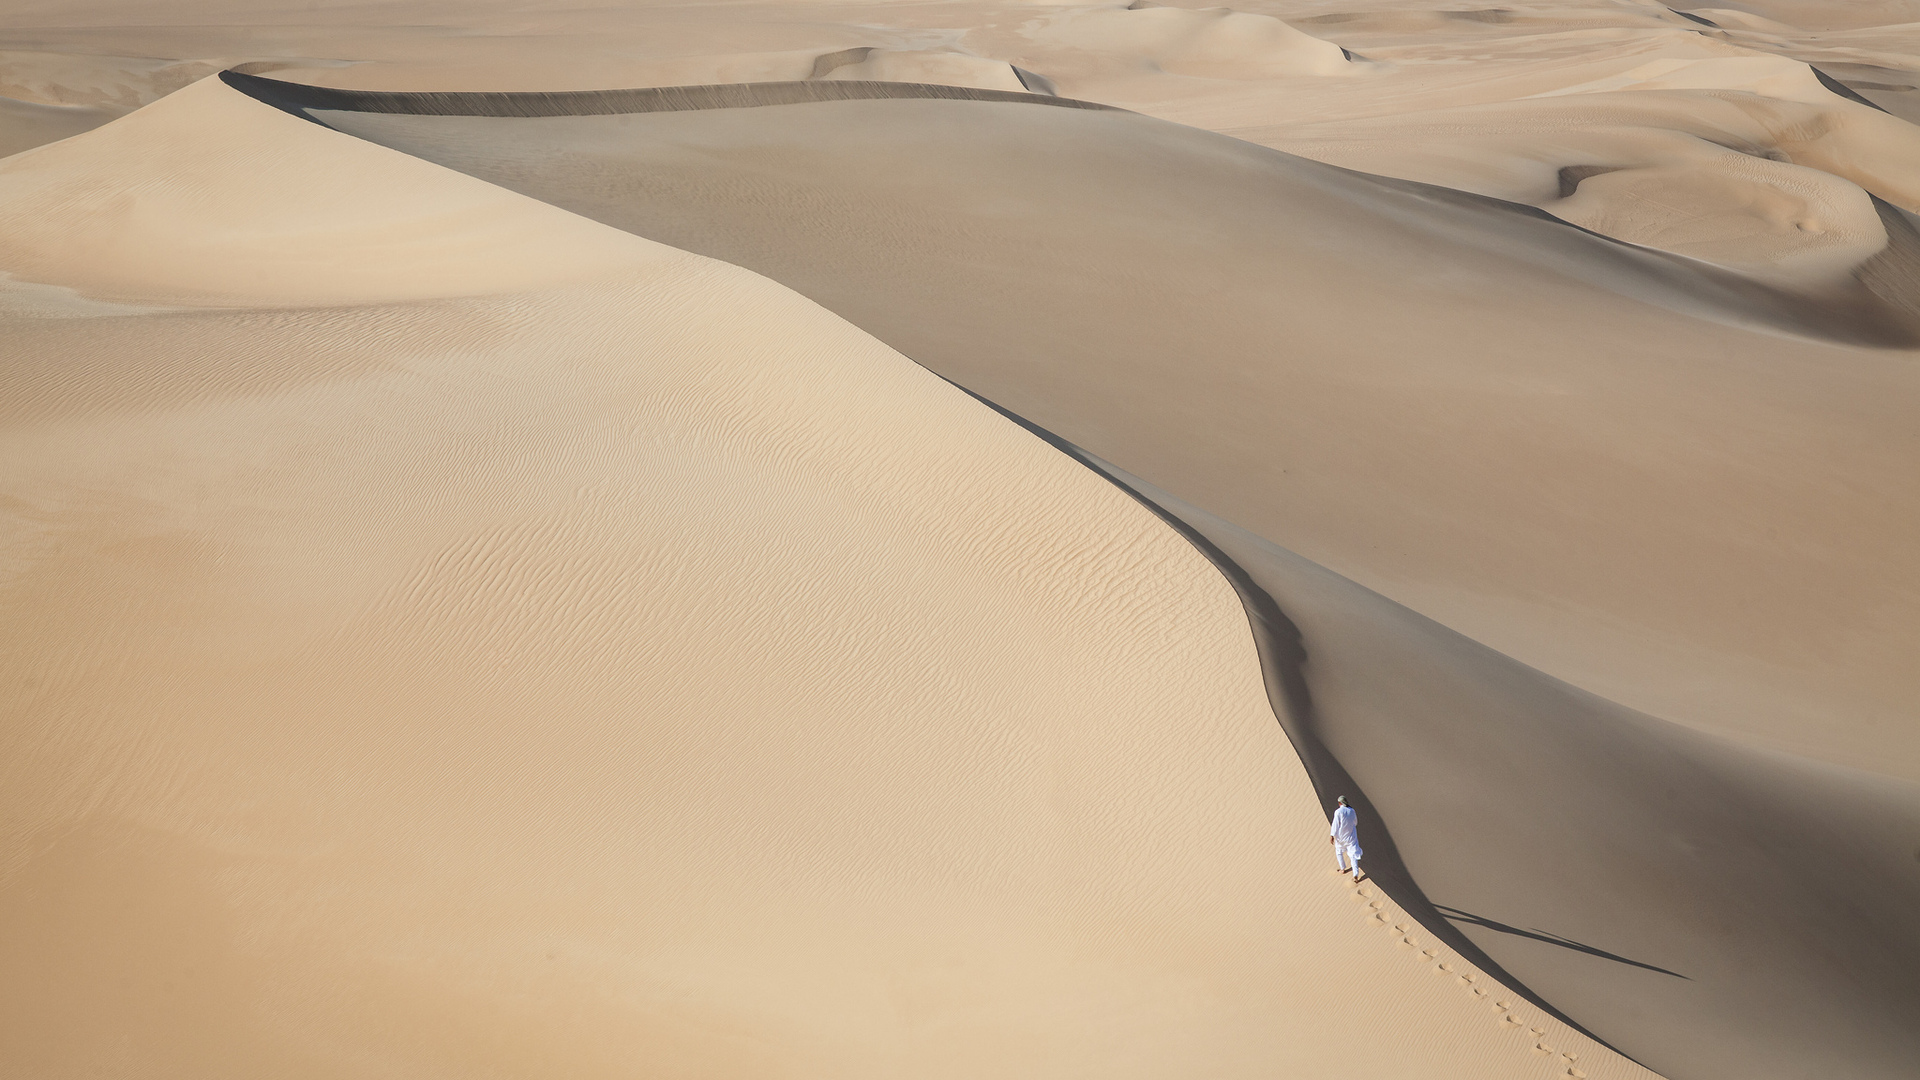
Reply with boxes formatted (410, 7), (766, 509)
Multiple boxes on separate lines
(0, 48), (221, 111)
(0, 73), (1663, 1080)
(253, 78), (1920, 1077)
(813, 48), (1042, 94)
(0, 79), (660, 305)
(1237, 49), (1920, 280)
(1087, 456), (1920, 1080)
(0, 93), (112, 157)
(1029, 4), (1355, 80)
(17, 0), (1900, 289)
(6, 3), (1920, 1079)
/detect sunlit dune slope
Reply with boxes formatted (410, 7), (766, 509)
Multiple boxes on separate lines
(253, 81), (1920, 1080)
(0, 76), (1651, 1080)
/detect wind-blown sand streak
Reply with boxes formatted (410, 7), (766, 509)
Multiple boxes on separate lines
(252, 82), (1920, 1080)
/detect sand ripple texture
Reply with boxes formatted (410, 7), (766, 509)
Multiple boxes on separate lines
(0, 74), (1658, 1080)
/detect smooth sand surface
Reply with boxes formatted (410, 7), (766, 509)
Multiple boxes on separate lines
(287, 87), (1920, 780)
(0, 92), (115, 157)
(267, 82), (1920, 1080)
(0, 74), (1659, 1080)
(6, 3), (1920, 1079)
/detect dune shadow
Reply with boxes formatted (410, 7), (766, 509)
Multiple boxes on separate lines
(1431, 905), (1689, 979)
(219, 69), (1116, 122)
(947, 383), (1644, 1063)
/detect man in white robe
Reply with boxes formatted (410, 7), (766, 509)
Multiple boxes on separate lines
(1329, 795), (1363, 880)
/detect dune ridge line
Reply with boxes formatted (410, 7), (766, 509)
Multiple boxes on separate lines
(218, 69), (1120, 120)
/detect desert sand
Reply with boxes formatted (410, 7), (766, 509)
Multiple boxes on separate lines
(4, 3), (1918, 1080)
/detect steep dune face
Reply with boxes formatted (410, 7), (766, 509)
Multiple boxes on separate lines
(263, 84), (1920, 1078)
(1087, 460), (1920, 1080)
(0, 76), (1650, 1080)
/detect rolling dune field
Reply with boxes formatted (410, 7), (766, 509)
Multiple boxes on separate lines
(4, 3), (1919, 1080)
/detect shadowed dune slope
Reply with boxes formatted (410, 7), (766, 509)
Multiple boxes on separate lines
(248, 82), (1920, 1080)
(1064, 447), (1920, 1080)
(0, 76), (1660, 1080)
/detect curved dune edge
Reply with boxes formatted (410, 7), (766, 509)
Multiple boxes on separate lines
(1, 76), (1661, 1080)
(221, 68), (1116, 119)
(1009, 413), (1920, 1080)
(264, 88), (1920, 1080)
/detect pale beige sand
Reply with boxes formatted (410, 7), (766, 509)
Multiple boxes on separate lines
(8, 1), (1920, 284)
(0, 93), (116, 157)
(278, 86), (1920, 1077)
(0, 76), (1656, 1080)
(5, 3), (1920, 1079)
(297, 89), (1920, 782)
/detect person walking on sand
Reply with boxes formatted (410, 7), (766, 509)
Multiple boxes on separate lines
(1329, 796), (1363, 881)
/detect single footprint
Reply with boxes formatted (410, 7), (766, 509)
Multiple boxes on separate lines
(1393, 923), (1411, 934)
(1565, 1068), (1587, 1079)
(1366, 913), (1389, 926)
(1498, 1013), (1524, 1029)
(1461, 977), (1481, 990)
(1491, 1000), (1512, 1013)
(1560, 1052), (1580, 1065)
(1530, 1028), (1546, 1038)
(1533, 1041), (1555, 1056)
(1420, 949), (1439, 961)
(1436, 962), (1455, 974)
